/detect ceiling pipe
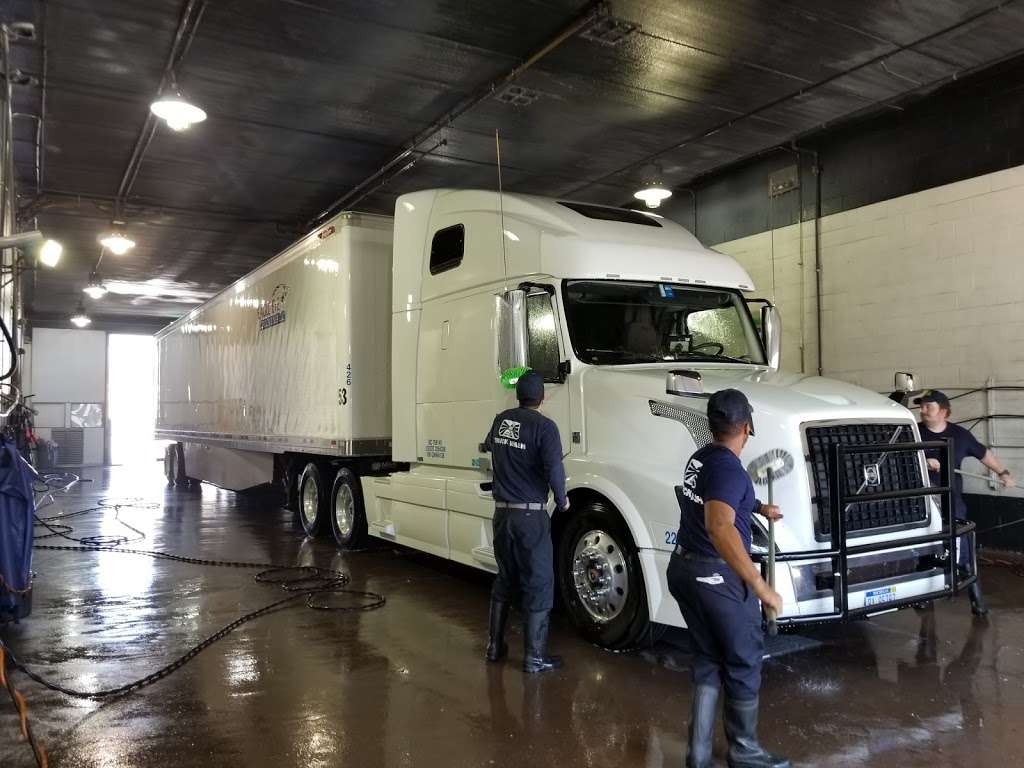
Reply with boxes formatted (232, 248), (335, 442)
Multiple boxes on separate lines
(113, 0), (207, 219)
(310, 0), (607, 224)
(24, 189), (299, 228)
(578, 1), (1012, 199)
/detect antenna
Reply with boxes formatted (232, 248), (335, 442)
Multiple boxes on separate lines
(495, 128), (509, 291)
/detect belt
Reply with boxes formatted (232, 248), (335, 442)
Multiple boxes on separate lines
(494, 502), (546, 510)
(673, 545), (725, 564)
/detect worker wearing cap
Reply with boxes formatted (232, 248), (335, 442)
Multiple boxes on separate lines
(916, 389), (1014, 616)
(667, 388), (789, 768)
(482, 370), (568, 674)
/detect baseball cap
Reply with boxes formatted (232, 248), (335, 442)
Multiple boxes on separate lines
(516, 370), (545, 403)
(913, 389), (950, 409)
(707, 388), (755, 436)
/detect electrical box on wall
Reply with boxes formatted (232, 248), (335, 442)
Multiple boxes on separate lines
(768, 165), (800, 197)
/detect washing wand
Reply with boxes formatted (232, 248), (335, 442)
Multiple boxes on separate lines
(746, 449), (796, 635)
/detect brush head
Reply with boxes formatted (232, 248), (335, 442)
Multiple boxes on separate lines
(746, 448), (796, 485)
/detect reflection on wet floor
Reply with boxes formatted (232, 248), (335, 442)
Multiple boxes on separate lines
(3, 465), (1024, 767)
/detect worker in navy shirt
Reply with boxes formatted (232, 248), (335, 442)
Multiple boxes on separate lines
(482, 370), (568, 674)
(667, 389), (789, 768)
(916, 389), (1014, 616)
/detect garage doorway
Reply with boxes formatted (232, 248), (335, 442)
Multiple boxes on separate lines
(107, 334), (168, 466)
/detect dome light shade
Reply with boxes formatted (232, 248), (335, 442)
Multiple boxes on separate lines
(84, 272), (107, 299)
(150, 95), (207, 131)
(70, 302), (91, 328)
(99, 232), (136, 255)
(633, 185), (672, 209)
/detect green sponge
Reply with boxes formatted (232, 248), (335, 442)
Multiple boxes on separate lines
(500, 366), (531, 390)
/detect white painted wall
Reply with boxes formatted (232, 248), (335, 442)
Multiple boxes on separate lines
(30, 327), (107, 465)
(713, 163), (1024, 493)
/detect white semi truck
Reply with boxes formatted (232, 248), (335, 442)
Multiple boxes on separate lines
(156, 189), (968, 649)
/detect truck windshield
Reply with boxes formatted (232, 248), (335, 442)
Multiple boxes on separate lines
(563, 280), (766, 366)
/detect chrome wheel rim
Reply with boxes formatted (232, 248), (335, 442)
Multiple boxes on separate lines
(572, 529), (629, 623)
(334, 483), (355, 540)
(301, 476), (318, 527)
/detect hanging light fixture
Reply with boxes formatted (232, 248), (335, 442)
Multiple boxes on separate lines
(150, 84), (207, 132)
(70, 301), (92, 328)
(634, 162), (673, 209)
(99, 225), (136, 256)
(83, 271), (108, 299)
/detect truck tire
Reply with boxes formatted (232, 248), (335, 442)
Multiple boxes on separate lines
(557, 501), (650, 650)
(329, 468), (368, 549)
(296, 463), (328, 537)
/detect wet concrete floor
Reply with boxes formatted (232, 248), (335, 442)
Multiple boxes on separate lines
(3, 464), (1024, 767)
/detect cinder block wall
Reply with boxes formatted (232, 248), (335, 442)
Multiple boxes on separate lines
(712, 164), (1024, 542)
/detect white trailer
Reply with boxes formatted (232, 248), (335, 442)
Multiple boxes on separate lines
(157, 189), (969, 649)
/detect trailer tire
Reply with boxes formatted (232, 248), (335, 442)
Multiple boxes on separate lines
(330, 468), (368, 549)
(282, 459), (300, 512)
(164, 444), (177, 485)
(557, 501), (650, 650)
(296, 463), (328, 537)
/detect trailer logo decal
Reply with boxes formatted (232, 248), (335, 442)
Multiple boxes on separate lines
(863, 463), (881, 487)
(498, 420), (521, 440)
(258, 284), (289, 332)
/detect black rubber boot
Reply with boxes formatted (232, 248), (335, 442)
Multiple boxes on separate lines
(968, 582), (989, 617)
(523, 610), (563, 674)
(724, 697), (790, 768)
(485, 600), (510, 663)
(686, 684), (720, 768)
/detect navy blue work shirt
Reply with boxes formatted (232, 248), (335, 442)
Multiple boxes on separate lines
(676, 443), (757, 558)
(919, 421), (987, 516)
(484, 407), (568, 508)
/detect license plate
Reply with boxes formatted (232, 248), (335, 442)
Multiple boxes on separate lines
(865, 586), (897, 607)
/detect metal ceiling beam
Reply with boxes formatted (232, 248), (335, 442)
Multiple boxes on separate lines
(309, 0), (606, 224)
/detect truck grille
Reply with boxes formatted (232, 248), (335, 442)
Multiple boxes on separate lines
(804, 423), (928, 536)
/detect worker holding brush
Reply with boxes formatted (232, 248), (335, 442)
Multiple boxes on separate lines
(916, 389), (1015, 617)
(667, 388), (789, 768)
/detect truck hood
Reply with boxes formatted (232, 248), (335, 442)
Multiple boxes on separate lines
(573, 364), (928, 556)
(580, 364), (911, 423)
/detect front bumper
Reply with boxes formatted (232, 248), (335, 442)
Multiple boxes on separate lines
(754, 439), (974, 625)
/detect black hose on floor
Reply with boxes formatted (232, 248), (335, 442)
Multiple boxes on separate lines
(10, 500), (386, 700)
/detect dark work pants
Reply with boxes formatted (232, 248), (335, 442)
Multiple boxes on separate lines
(491, 507), (554, 613)
(667, 552), (764, 701)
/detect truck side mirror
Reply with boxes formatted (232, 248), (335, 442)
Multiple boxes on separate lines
(497, 289), (528, 372)
(888, 372), (918, 405)
(761, 304), (781, 372)
(894, 372), (916, 392)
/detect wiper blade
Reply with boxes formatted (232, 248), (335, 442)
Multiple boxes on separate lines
(674, 352), (753, 364)
(582, 348), (660, 363)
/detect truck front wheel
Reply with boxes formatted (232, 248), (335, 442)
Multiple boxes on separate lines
(330, 468), (368, 549)
(296, 463), (328, 537)
(557, 501), (650, 650)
